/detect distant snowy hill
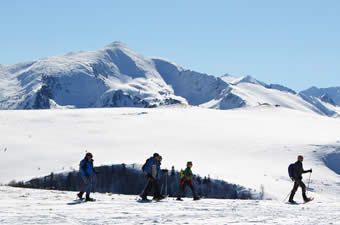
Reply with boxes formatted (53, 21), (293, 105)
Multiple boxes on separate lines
(0, 42), (339, 117)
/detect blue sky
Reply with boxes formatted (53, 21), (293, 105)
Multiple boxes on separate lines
(0, 0), (339, 91)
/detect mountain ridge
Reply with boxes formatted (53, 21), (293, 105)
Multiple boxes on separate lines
(0, 42), (339, 117)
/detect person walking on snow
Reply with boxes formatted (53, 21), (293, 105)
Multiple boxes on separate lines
(177, 161), (200, 201)
(140, 153), (163, 201)
(289, 155), (312, 203)
(78, 152), (96, 201)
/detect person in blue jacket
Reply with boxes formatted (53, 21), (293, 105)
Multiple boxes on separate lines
(77, 152), (96, 201)
(140, 153), (163, 201)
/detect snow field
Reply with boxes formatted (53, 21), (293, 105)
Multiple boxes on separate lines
(1, 186), (339, 225)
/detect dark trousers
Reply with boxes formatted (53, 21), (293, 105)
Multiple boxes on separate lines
(142, 176), (160, 198)
(289, 179), (307, 201)
(178, 180), (197, 198)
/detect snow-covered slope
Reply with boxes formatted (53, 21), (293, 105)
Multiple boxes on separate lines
(1, 185), (340, 225)
(202, 76), (330, 115)
(1, 106), (340, 203)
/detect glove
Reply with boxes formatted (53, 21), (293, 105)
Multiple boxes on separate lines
(290, 177), (294, 182)
(309, 169), (312, 173)
(85, 174), (89, 179)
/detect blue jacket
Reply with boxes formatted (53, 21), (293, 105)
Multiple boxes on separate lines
(144, 157), (161, 178)
(80, 158), (94, 177)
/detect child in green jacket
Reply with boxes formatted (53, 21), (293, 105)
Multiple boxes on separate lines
(177, 161), (200, 201)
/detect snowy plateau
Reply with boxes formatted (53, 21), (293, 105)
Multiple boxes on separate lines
(0, 42), (340, 225)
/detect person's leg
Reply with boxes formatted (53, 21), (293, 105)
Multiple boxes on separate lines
(153, 179), (161, 199)
(84, 177), (93, 200)
(78, 176), (87, 199)
(300, 181), (308, 201)
(288, 181), (299, 202)
(141, 178), (153, 199)
(177, 182), (187, 199)
(188, 182), (198, 199)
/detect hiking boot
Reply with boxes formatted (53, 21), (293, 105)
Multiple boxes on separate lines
(288, 200), (297, 204)
(193, 196), (200, 201)
(77, 192), (84, 199)
(85, 194), (95, 202)
(176, 197), (183, 201)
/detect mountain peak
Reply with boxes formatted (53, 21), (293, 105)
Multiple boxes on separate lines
(104, 41), (128, 49)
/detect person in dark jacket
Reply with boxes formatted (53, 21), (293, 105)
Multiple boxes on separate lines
(289, 155), (312, 203)
(177, 161), (199, 201)
(140, 153), (163, 201)
(78, 152), (96, 201)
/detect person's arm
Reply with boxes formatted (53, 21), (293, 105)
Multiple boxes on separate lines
(151, 164), (157, 179)
(302, 165), (312, 173)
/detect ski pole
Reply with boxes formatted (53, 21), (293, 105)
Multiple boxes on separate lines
(91, 174), (96, 193)
(283, 190), (291, 202)
(79, 177), (89, 193)
(165, 172), (168, 197)
(306, 172), (312, 195)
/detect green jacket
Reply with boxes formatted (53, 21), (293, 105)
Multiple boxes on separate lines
(182, 167), (193, 181)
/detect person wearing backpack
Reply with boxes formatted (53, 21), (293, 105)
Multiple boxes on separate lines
(140, 153), (163, 201)
(288, 155), (312, 203)
(77, 152), (96, 201)
(177, 161), (200, 201)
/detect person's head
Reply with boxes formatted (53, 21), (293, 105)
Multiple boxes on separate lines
(153, 153), (160, 161)
(298, 155), (304, 162)
(187, 161), (193, 168)
(85, 152), (93, 160)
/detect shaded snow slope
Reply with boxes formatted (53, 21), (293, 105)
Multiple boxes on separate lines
(1, 107), (340, 202)
(1, 186), (340, 225)
(202, 81), (327, 115)
(301, 86), (340, 106)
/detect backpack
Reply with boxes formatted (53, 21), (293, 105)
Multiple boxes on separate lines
(288, 163), (295, 178)
(142, 157), (152, 172)
(180, 169), (184, 178)
(79, 159), (87, 173)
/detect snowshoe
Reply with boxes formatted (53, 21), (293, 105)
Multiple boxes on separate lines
(85, 197), (96, 202)
(303, 197), (314, 204)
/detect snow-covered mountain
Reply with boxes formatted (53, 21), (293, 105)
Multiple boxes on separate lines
(0, 42), (339, 117)
(300, 86), (340, 106)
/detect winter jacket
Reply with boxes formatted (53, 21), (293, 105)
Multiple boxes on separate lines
(144, 157), (161, 179)
(180, 167), (193, 186)
(293, 161), (308, 180)
(80, 158), (95, 177)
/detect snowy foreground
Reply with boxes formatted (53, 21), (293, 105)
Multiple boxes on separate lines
(1, 186), (339, 225)
(1, 106), (340, 224)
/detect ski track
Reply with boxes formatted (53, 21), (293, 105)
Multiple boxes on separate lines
(0, 186), (339, 225)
